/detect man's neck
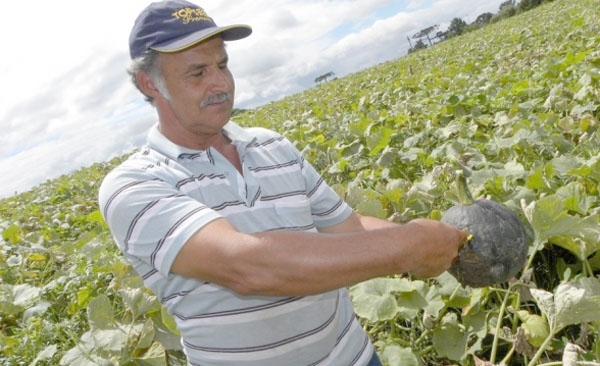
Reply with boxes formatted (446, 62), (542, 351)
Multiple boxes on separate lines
(157, 122), (230, 151)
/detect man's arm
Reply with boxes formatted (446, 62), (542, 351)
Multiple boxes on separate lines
(171, 216), (466, 297)
(317, 212), (399, 233)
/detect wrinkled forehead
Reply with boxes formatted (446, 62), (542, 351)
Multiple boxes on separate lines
(156, 36), (229, 72)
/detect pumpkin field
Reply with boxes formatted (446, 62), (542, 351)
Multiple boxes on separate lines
(1, 0), (599, 364)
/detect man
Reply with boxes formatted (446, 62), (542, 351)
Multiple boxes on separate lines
(99, 1), (466, 365)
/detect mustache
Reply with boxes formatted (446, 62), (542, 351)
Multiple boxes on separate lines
(199, 92), (232, 108)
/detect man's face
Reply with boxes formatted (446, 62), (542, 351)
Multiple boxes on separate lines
(156, 37), (235, 139)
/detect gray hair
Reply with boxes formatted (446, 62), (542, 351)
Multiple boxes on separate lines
(128, 49), (171, 104)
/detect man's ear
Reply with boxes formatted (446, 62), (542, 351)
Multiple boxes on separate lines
(136, 71), (161, 99)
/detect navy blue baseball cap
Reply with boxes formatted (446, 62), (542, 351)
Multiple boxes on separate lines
(129, 0), (252, 59)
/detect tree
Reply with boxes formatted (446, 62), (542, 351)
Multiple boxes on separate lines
(499, 0), (515, 11)
(519, 0), (543, 11)
(435, 30), (449, 42)
(475, 12), (493, 26)
(314, 71), (335, 84)
(447, 17), (467, 38)
(412, 25), (439, 46)
(408, 39), (428, 54)
(492, 1), (517, 23)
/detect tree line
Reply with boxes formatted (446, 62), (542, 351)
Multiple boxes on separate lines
(314, 0), (552, 84)
(408, 0), (554, 53)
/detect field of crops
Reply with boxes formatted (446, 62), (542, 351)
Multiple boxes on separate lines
(1, 0), (599, 364)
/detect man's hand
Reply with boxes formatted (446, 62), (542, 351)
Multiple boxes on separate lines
(400, 218), (467, 278)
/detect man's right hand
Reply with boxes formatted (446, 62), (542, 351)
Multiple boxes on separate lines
(399, 219), (467, 278)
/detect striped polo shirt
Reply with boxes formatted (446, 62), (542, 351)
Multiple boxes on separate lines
(98, 121), (374, 366)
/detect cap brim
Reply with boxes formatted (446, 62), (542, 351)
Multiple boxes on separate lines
(151, 24), (252, 53)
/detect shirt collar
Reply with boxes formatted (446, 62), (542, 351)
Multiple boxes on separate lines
(147, 121), (256, 160)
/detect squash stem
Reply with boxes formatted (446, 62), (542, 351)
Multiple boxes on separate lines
(455, 171), (475, 206)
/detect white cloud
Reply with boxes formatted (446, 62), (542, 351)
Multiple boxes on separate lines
(0, 0), (507, 198)
(0, 112), (153, 198)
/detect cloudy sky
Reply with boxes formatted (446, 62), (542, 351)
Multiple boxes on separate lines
(0, 0), (506, 198)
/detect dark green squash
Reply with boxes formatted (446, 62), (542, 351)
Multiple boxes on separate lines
(441, 173), (530, 287)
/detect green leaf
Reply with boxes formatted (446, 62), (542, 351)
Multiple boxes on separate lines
(554, 277), (600, 330)
(91, 328), (130, 354)
(570, 103), (597, 116)
(381, 345), (419, 366)
(23, 301), (51, 321)
(367, 127), (394, 156)
(119, 288), (161, 320)
(350, 278), (414, 321)
(522, 196), (600, 248)
(135, 342), (167, 366)
(88, 295), (115, 329)
(552, 155), (581, 176)
(531, 277), (600, 332)
(59, 331), (112, 366)
(555, 182), (597, 215)
(414, 281), (445, 318)
(551, 214), (600, 257)
(395, 280), (444, 320)
(9, 284), (41, 308)
(2, 224), (22, 244)
(526, 165), (549, 190)
(530, 288), (557, 331)
(355, 198), (387, 218)
(153, 316), (183, 351)
(435, 272), (470, 308)
(463, 307), (487, 341)
(30, 345), (58, 366)
(86, 210), (108, 228)
(345, 181), (366, 208)
(511, 79), (530, 95)
(518, 98), (542, 111)
(59, 347), (101, 366)
(432, 313), (468, 361)
(160, 306), (180, 336)
(551, 234), (600, 261)
(0, 300), (23, 316)
(77, 287), (91, 307)
(135, 318), (156, 351)
(327, 158), (348, 174)
(376, 147), (399, 167)
(354, 292), (398, 322)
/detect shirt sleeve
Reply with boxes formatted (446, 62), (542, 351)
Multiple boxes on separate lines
(98, 168), (223, 277)
(281, 137), (354, 228)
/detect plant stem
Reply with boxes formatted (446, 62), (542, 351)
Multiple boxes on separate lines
(521, 238), (544, 279)
(448, 283), (462, 303)
(391, 336), (411, 348)
(455, 171), (475, 206)
(527, 329), (559, 366)
(501, 340), (517, 365)
(490, 283), (514, 364)
(538, 362), (600, 366)
(419, 345), (434, 355)
(437, 283), (463, 320)
(511, 289), (522, 334)
(582, 256), (589, 277)
(415, 329), (431, 345)
(584, 258), (594, 279)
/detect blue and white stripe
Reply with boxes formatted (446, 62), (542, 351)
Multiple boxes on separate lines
(98, 122), (372, 366)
